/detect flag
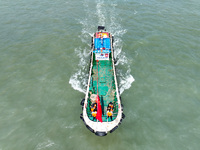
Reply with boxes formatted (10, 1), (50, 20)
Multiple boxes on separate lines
(96, 95), (103, 122)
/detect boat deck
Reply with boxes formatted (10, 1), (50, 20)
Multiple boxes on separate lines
(87, 58), (118, 122)
(81, 28), (124, 135)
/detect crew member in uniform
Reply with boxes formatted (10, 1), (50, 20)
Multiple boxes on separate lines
(107, 102), (114, 121)
(91, 103), (97, 121)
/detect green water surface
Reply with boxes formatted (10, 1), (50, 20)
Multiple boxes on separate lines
(0, 0), (200, 150)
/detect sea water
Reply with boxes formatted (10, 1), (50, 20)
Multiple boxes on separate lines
(0, 0), (200, 149)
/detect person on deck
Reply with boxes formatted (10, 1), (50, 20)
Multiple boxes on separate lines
(107, 107), (113, 121)
(91, 103), (97, 121)
(108, 102), (114, 109)
(90, 103), (97, 112)
(106, 102), (114, 121)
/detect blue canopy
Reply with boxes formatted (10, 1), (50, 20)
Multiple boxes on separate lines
(94, 38), (111, 50)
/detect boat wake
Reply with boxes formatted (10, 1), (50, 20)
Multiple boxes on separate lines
(69, 0), (134, 95)
(69, 47), (90, 94)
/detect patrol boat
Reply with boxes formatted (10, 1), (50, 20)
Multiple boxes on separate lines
(80, 26), (125, 136)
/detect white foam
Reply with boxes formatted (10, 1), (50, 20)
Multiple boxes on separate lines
(69, 70), (86, 94)
(96, 1), (106, 26)
(106, 3), (134, 94)
(65, 124), (78, 129)
(69, 46), (91, 94)
(119, 73), (135, 94)
(36, 140), (55, 150)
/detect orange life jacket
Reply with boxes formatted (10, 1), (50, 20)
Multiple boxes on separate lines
(92, 111), (97, 117)
(107, 110), (113, 117)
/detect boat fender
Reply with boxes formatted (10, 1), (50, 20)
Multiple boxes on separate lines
(120, 96), (122, 102)
(80, 114), (87, 125)
(118, 119), (122, 125)
(110, 126), (118, 133)
(91, 43), (93, 49)
(91, 37), (93, 43)
(80, 99), (85, 106)
(86, 125), (94, 133)
(80, 113), (83, 121)
(122, 113), (125, 119)
(95, 131), (107, 136)
(91, 37), (93, 49)
(83, 120), (86, 125)
(114, 59), (117, 65)
(121, 104), (124, 111)
(89, 54), (92, 64)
